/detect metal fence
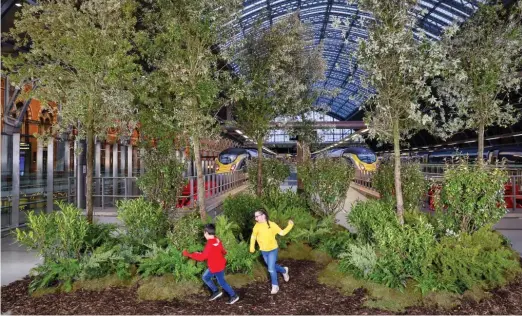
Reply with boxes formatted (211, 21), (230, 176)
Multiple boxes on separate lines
(352, 164), (522, 213)
(65, 171), (249, 210)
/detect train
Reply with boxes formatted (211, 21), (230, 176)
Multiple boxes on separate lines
(314, 146), (378, 172)
(399, 146), (522, 165)
(215, 147), (275, 174)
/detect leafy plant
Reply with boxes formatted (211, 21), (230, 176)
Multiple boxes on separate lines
(298, 157), (353, 217)
(433, 161), (508, 234)
(83, 223), (118, 252)
(348, 199), (398, 244)
(29, 258), (82, 293)
(138, 244), (203, 281)
(80, 244), (139, 281)
(117, 198), (168, 252)
(16, 201), (89, 261)
(247, 158), (290, 197)
(373, 158), (427, 211)
(426, 226), (521, 294)
(317, 229), (354, 259)
(341, 243), (378, 278)
(168, 211), (206, 251)
(222, 193), (262, 240)
(137, 146), (186, 211)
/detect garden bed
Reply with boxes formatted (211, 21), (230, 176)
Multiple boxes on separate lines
(2, 259), (522, 315)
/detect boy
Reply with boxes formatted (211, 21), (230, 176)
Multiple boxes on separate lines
(182, 224), (239, 304)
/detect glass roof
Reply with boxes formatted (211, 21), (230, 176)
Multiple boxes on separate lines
(228, 0), (485, 120)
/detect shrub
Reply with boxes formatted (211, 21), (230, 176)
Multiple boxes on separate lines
(340, 243), (377, 278)
(317, 229), (355, 259)
(222, 193), (262, 240)
(427, 226), (521, 293)
(247, 158), (290, 196)
(370, 216), (436, 289)
(117, 198), (168, 251)
(80, 244), (140, 281)
(138, 244), (203, 281)
(298, 157), (354, 217)
(29, 258), (82, 293)
(83, 222), (118, 252)
(373, 158), (427, 211)
(168, 211), (206, 251)
(433, 161), (508, 234)
(16, 201), (89, 261)
(348, 199), (398, 244)
(137, 146), (186, 211)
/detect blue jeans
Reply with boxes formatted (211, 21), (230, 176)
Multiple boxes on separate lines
(202, 269), (236, 297)
(261, 248), (286, 286)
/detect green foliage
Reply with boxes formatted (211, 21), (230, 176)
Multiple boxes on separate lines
(425, 226), (521, 294)
(348, 199), (398, 244)
(29, 258), (82, 293)
(222, 193), (262, 240)
(16, 202), (89, 261)
(433, 161), (508, 234)
(80, 244), (139, 281)
(138, 244), (203, 281)
(117, 198), (168, 251)
(137, 147), (186, 211)
(83, 223), (118, 251)
(340, 244), (377, 278)
(373, 159), (427, 211)
(370, 216), (436, 289)
(298, 157), (354, 217)
(215, 215), (257, 274)
(317, 229), (355, 259)
(433, 2), (522, 158)
(247, 158), (290, 197)
(168, 211), (206, 251)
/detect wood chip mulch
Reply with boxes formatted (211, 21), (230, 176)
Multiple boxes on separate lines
(2, 259), (521, 315)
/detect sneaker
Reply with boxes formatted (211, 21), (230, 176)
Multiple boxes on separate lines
(270, 285), (279, 294)
(209, 291), (223, 301)
(283, 267), (289, 282)
(226, 295), (240, 304)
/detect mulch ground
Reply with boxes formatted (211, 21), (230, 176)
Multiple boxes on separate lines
(2, 259), (522, 315)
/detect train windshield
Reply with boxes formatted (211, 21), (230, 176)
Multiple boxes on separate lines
(219, 148), (246, 164)
(357, 152), (377, 164)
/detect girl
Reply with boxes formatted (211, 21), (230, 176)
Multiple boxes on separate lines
(249, 208), (294, 294)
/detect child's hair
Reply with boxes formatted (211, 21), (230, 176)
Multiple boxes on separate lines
(204, 223), (216, 235)
(255, 208), (270, 228)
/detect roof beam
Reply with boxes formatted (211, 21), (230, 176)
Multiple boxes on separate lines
(266, 0), (272, 26)
(270, 120), (366, 129)
(319, 0), (334, 42)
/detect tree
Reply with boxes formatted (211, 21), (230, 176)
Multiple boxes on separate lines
(354, 0), (443, 224)
(233, 13), (326, 196)
(3, 0), (140, 223)
(432, 1), (522, 165)
(135, 0), (240, 220)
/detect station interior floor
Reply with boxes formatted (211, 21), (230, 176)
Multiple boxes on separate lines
(2, 174), (522, 286)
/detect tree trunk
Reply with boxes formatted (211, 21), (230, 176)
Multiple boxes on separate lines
(393, 118), (404, 225)
(256, 138), (263, 197)
(477, 122), (485, 168)
(193, 136), (206, 220)
(296, 140), (310, 194)
(86, 126), (94, 224)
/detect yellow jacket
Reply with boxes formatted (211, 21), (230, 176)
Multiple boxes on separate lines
(250, 221), (294, 252)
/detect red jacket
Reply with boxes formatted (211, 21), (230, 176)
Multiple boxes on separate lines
(186, 237), (227, 273)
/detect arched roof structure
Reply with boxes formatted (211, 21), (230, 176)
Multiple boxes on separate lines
(230, 0), (485, 120)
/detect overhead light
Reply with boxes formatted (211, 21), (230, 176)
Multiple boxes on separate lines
(15, 3), (22, 7)
(235, 130), (243, 135)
